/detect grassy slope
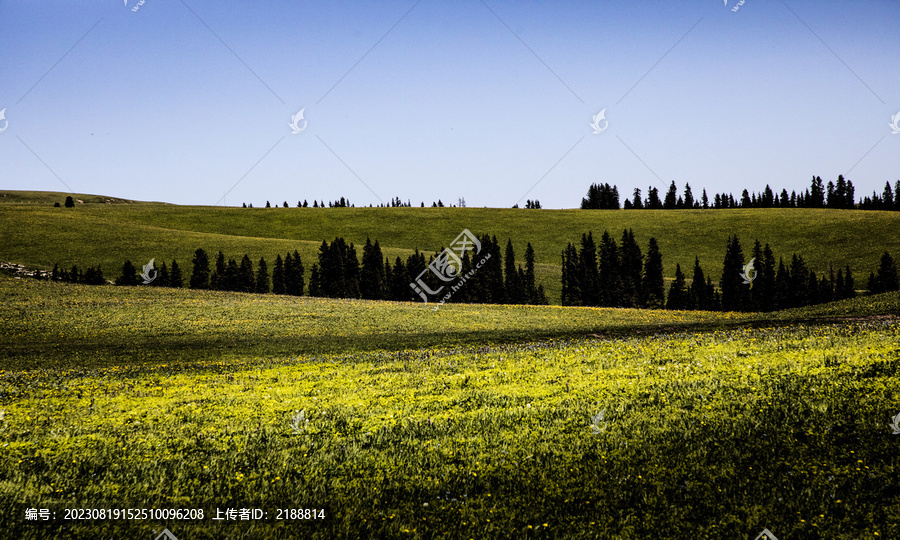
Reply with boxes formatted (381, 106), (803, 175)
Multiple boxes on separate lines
(1, 190), (899, 304)
(1, 275), (897, 372)
(1, 278), (899, 538)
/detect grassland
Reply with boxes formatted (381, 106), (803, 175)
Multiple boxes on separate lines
(1, 190), (899, 304)
(1, 277), (899, 538)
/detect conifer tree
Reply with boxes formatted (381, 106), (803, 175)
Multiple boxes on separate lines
(689, 257), (711, 310)
(272, 255), (285, 294)
(116, 260), (139, 286)
(561, 243), (581, 306)
(360, 238), (386, 300)
(190, 249), (210, 289)
(308, 263), (322, 297)
(597, 231), (621, 306)
(579, 232), (600, 305)
(256, 257), (269, 293)
(641, 238), (664, 308)
(170, 260), (183, 288)
(720, 235), (749, 311)
(524, 243), (538, 304)
(871, 252), (899, 293)
(504, 240), (523, 303)
(618, 241), (645, 304)
(158, 261), (170, 287)
(663, 181), (678, 209)
(211, 251), (226, 290)
(284, 252), (295, 294)
(290, 250), (305, 296)
(666, 263), (688, 309)
(239, 255), (254, 292)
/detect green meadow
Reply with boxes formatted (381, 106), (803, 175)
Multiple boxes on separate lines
(2, 190), (899, 304)
(1, 192), (899, 538)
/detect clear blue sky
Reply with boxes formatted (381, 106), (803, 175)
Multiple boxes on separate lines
(1, 1), (898, 208)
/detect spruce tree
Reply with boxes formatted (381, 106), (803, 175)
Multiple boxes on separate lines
(256, 257), (269, 293)
(158, 261), (170, 287)
(561, 244), (581, 306)
(223, 258), (239, 291)
(189, 249), (210, 289)
(597, 231), (621, 306)
(773, 258), (790, 310)
(663, 181), (678, 209)
(619, 230), (643, 308)
(524, 243), (538, 304)
(390, 256), (407, 301)
(842, 266), (855, 298)
(579, 233), (600, 305)
(272, 255), (285, 294)
(284, 252), (295, 294)
(720, 235), (749, 311)
(308, 263), (322, 297)
(360, 238), (386, 300)
(170, 260), (183, 288)
(239, 255), (254, 292)
(504, 240), (523, 303)
(872, 252), (899, 293)
(211, 251), (226, 290)
(641, 238), (664, 308)
(689, 257), (709, 310)
(115, 260), (139, 286)
(291, 250), (305, 296)
(666, 263), (688, 310)
(788, 254), (811, 307)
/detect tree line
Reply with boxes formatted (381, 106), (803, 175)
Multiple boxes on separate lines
(110, 235), (548, 306)
(562, 231), (898, 312)
(241, 198), (468, 209)
(581, 176), (900, 211)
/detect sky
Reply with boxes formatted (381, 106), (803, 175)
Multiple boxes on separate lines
(1, 0), (898, 209)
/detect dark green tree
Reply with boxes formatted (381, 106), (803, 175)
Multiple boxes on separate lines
(597, 231), (621, 306)
(308, 263), (322, 297)
(870, 252), (899, 293)
(641, 238), (665, 308)
(170, 260), (184, 288)
(210, 251), (226, 290)
(360, 238), (386, 300)
(158, 261), (170, 287)
(504, 240), (524, 304)
(256, 257), (269, 293)
(666, 263), (689, 309)
(189, 249), (210, 289)
(115, 260), (139, 286)
(272, 255), (285, 294)
(239, 255), (254, 292)
(720, 235), (749, 311)
(619, 229), (643, 308)
(663, 181), (678, 209)
(579, 232), (599, 305)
